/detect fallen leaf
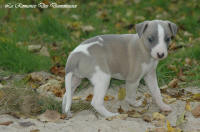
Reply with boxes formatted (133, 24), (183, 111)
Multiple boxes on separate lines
(85, 94), (93, 101)
(168, 64), (177, 72)
(127, 110), (142, 118)
(104, 95), (115, 101)
(38, 110), (60, 122)
(39, 47), (50, 57)
(106, 114), (128, 121)
(167, 120), (174, 132)
(153, 120), (165, 127)
(117, 106), (124, 114)
(192, 93), (200, 101)
(85, 94), (114, 101)
(0, 121), (13, 126)
(169, 42), (176, 50)
(118, 87), (126, 100)
(166, 120), (182, 132)
(19, 121), (35, 127)
(176, 111), (186, 126)
(60, 114), (67, 119)
(185, 58), (192, 66)
(30, 129), (40, 132)
(142, 115), (152, 122)
(72, 96), (82, 100)
(160, 85), (168, 90)
(191, 105), (200, 118)
(50, 65), (65, 77)
(152, 112), (165, 121)
(185, 101), (191, 111)
(81, 25), (95, 32)
(153, 127), (167, 132)
(168, 78), (178, 88)
(28, 45), (42, 52)
(96, 10), (109, 22)
(163, 95), (176, 104)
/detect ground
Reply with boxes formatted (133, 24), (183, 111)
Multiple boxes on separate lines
(0, 85), (200, 132)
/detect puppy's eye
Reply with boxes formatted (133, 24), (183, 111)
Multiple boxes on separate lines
(148, 37), (154, 43)
(165, 37), (171, 43)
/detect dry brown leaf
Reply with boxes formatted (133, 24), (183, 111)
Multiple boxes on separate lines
(106, 114), (128, 121)
(163, 94), (176, 104)
(168, 78), (178, 88)
(191, 105), (200, 118)
(192, 93), (200, 101)
(85, 94), (93, 101)
(50, 65), (65, 77)
(153, 120), (165, 127)
(185, 101), (191, 111)
(142, 115), (152, 122)
(72, 96), (82, 100)
(169, 42), (176, 50)
(153, 127), (167, 132)
(176, 111), (186, 127)
(185, 58), (192, 66)
(127, 111), (142, 118)
(118, 87), (126, 100)
(152, 112), (165, 121)
(0, 121), (13, 126)
(168, 64), (177, 72)
(30, 129), (40, 132)
(104, 95), (115, 101)
(144, 93), (151, 98)
(38, 110), (60, 122)
(81, 25), (95, 32)
(167, 120), (182, 132)
(85, 94), (114, 101)
(60, 114), (67, 119)
(52, 88), (65, 97)
(117, 106), (124, 114)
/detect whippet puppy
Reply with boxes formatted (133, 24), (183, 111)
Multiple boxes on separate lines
(62, 20), (177, 117)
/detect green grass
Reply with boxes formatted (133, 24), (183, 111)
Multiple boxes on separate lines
(0, 41), (52, 73)
(157, 43), (200, 86)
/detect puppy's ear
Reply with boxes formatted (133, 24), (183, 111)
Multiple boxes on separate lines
(166, 21), (178, 37)
(135, 21), (149, 38)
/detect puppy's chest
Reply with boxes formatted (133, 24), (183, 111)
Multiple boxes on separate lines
(141, 60), (158, 76)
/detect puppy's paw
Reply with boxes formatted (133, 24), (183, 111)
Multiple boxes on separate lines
(105, 112), (119, 118)
(160, 104), (172, 112)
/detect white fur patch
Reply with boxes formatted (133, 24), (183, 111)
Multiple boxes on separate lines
(142, 59), (158, 76)
(151, 24), (168, 59)
(72, 41), (100, 55)
(90, 66), (119, 117)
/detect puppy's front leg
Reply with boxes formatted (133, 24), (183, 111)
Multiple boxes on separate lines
(144, 69), (172, 112)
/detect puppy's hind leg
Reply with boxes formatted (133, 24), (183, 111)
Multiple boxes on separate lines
(90, 67), (119, 117)
(62, 72), (82, 118)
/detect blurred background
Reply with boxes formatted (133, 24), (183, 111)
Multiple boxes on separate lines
(0, 0), (199, 116)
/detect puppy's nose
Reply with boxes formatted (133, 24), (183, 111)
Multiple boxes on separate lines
(157, 52), (164, 58)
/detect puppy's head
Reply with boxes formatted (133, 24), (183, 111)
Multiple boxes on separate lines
(135, 20), (177, 60)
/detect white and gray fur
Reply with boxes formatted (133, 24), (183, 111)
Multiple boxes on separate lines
(62, 20), (178, 117)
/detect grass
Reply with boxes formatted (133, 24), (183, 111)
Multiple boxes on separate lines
(0, 41), (52, 73)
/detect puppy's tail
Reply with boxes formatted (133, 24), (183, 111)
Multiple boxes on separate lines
(62, 72), (73, 114)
